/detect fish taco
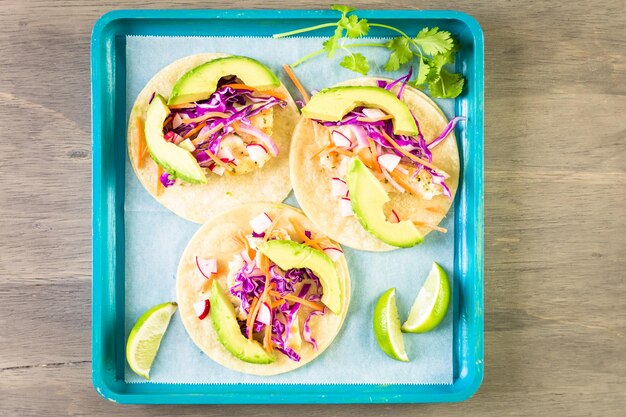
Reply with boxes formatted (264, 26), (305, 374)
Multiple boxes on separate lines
(290, 75), (462, 251)
(176, 203), (350, 375)
(127, 54), (299, 223)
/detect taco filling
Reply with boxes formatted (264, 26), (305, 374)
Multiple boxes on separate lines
(191, 212), (344, 363)
(154, 78), (287, 186)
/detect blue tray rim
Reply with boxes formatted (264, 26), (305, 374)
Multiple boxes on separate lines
(92, 8), (484, 404)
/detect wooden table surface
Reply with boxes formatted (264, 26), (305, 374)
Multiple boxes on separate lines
(1, 0), (624, 415)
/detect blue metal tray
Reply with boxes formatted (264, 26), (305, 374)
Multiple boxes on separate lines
(91, 9), (484, 404)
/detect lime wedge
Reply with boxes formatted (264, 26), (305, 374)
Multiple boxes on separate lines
(401, 262), (451, 333)
(373, 288), (409, 362)
(126, 301), (177, 380)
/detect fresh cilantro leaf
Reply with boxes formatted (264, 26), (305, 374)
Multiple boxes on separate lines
(342, 15), (369, 38)
(414, 57), (431, 85)
(340, 53), (369, 75)
(414, 27), (454, 56)
(323, 26), (344, 57)
(331, 4), (355, 15)
(428, 68), (464, 98)
(384, 36), (413, 71)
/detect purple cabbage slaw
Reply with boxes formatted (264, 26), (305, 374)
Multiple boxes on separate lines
(158, 78), (287, 182)
(315, 70), (465, 200)
(229, 246), (325, 362)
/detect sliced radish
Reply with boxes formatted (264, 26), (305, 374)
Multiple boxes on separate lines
(331, 130), (353, 149)
(193, 299), (210, 320)
(389, 209), (400, 223)
(172, 113), (183, 129)
(323, 247), (344, 262)
(350, 125), (370, 150)
(236, 124), (279, 157)
(331, 177), (348, 197)
(196, 256), (217, 278)
(246, 143), (269, 164)
(256, 302), (272, 325)
(164, 131), (175, 142)
(210, 164), (225, 176)
(178, 138), (196, 152)
(378, 153), (401, 172)
(362, 108), (387, 119)
(339, 197), (353, 217)
(217, 146), (235, 162)
(249, 212), (273, 234)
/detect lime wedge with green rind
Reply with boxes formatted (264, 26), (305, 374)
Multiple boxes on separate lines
(401, 262), (451, 333)
(373, 288), (409, 362)
(126, 301), (177, 380)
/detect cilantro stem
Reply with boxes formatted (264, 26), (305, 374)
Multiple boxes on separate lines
(368, 23), (411, 39)
(292, 42), (387, 67)
(273, 23), (338, 39)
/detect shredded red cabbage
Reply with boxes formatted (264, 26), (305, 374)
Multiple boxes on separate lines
(159, 171), (175, 187)
(427, 116), (466, 149)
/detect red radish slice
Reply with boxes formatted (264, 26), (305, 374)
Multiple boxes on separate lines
(389, 209), (400, 223)
(196, 256), (217, 278)
(217, 147), (235, 162)
(339, 197), (353, 217)
(350, 125), (369, 149)
(193, 299), (210, 320)
(256, 302), (272, 325)
(331, 177), (348, 197)
(246, 143), (269, 164)
(210, 164), (225, 176)
(323, 247), (344, 261)
(164, 131), (175, 142)
(362, 108), (387, 119)
(178, 138), (196, 152)
(249, 212), (273, 234)
(172, 113), (183, 129)
(331, 130), (353, 149)
(378, 154), (401, 172)
(236, 124), (279, 157)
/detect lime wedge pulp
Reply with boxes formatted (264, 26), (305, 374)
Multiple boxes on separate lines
(401, 262), (451, 333)
(126, 301), (177, 380)
(373, 288), (409, 362)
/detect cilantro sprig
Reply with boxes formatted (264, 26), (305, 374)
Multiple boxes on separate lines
(273, 5), (465, 98)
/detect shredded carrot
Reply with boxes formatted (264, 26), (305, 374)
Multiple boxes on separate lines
(269, 291), (325, 311)
(312, 143), (335, 159)
(246, 297), (260, 341)
(426, 207), (446, 216)
(289, 218), (323, 251)
(156, 166), (164, 196)
(356, 115), (393, 123)
(182, 121), (207, 139)
(368, 139), (382, 173)
(329, 148), (357, 158)
(204, 149), (230, 170)
(239, 230), (257, 260)
(162, 115), (172, 127)
(136, 118), (146, 169)
(192, 123), (224, 146)
(181, 112), (230, 125)
(381, 131), (448, 177)
(282, 64), (310, 103)
(262, 212), (283, 242)
(270, 299), (286, 309)
(225, 83), (287, 101)
(389, 170), (422, 199)
(200, 277), (214, 293)
(413, 221), (448, 233)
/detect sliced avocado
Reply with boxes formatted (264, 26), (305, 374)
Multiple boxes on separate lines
(259, 240), (342, 314)
(144, 94), (207, 184)
(346, 158), (424, 248)
(209, 281), (275, 364)
(301, 86), (418, 136)
(168, 56), (280, 105)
